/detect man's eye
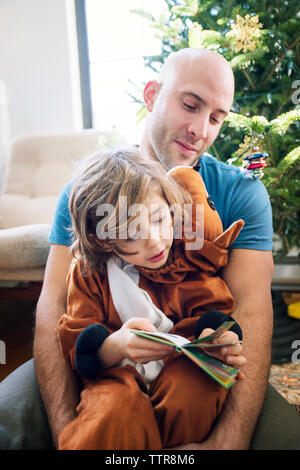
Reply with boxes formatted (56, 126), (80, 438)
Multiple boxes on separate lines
(183, 102), (196, 111)
(210, 116), (220, 124)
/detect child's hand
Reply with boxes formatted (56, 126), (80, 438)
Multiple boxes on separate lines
(99, 318), (174, 368)
(198, 328), (247, 380)
(118, 317), (174, 363)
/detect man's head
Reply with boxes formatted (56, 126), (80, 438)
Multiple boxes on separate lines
(140, 48), (235, 169)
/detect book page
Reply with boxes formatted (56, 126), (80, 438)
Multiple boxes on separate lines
(130, 320), (240, 349)
(129, 330), (188, 348)
(192, 320), (237, 343)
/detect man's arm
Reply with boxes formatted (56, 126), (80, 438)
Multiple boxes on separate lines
(34, 244), (80, 448)
(208, 248), (274, 449)
(169, 248), (274, 450)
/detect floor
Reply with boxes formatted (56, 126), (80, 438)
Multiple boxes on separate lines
(0, 302), (35, 382)
(0, 284), (40, 382)
(269, 362), (300, 412)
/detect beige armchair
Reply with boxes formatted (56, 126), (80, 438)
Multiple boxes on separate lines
(0, 130), (104, 283)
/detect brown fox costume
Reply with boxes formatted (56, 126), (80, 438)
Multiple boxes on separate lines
(56, 166), (244, 450)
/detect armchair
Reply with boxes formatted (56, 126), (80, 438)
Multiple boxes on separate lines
(0, 130), (103, 283)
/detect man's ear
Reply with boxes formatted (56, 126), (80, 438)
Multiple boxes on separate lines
(144, 80), (160, 112)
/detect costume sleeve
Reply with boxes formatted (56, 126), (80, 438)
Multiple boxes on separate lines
(48, 181), (73, 246)
(56, 261), (111, 372)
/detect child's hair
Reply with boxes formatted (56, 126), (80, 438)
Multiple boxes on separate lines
(69, 145), (192, 275)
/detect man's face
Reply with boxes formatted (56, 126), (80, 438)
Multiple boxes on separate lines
(144, 58), (234, 169)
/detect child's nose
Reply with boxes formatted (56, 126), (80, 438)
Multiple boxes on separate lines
(146, 225), (162, 246)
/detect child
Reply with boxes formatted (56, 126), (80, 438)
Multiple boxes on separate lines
(56, 146), (246, 450)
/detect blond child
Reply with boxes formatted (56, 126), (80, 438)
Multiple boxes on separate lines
(56, 146), (246, 450)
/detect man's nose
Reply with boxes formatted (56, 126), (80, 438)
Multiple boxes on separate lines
(187, 115), (208, 140)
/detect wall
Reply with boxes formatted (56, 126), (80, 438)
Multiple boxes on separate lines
(0, 0), (82, 188)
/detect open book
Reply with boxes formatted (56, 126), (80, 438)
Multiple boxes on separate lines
(130, 321), (241, 389)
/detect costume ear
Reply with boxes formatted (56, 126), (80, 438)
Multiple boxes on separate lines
(169, 166), (223, 241)
(213, 220), (244, 248)
(169, 166), (209, 205)
(143, 80), (160, 112)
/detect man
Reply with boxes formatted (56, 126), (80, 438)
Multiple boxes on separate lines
(0, 48), (299, 450)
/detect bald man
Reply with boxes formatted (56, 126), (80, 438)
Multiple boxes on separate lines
(141, 49), (235, 169)
(1, 49), (299, 450)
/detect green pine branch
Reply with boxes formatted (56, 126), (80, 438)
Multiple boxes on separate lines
(269, 110), (300, 135)
(131, 2), (300, 255)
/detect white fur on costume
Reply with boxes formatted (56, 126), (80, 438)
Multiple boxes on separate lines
(107, 256), (174, 385)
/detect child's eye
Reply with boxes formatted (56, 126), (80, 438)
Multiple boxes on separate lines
(152, 216), (165, 225)
(126, 233), (140, 242)
(210, 116), (220, 124)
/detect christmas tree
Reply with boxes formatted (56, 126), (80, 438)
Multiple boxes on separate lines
(132, 0), (300, 258)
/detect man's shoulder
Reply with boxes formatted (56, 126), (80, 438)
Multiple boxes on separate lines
(200, 153), (246, 181)
(61, 180), (73, 198)
(53, 180), (73, 210)
(48, 180), (73, 245)
(199, 153), (269, 198)
(199, 153), (273, 250)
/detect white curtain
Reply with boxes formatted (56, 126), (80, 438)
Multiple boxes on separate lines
(0, 80), (10, 192)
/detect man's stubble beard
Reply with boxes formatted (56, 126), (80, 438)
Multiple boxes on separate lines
(148, 119), (173, 170)
(148, 117), (202, 170)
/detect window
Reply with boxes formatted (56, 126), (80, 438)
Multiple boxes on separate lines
(78, 0), (166, 144)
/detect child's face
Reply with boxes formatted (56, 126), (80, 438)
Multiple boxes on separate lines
(115, 191), (174, 270)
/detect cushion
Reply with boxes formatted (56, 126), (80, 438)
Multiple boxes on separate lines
(0, 224), (51, 270)
(0, 194), (57, 228)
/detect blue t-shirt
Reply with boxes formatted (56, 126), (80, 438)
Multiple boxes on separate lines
(48, 153), (273, 250)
